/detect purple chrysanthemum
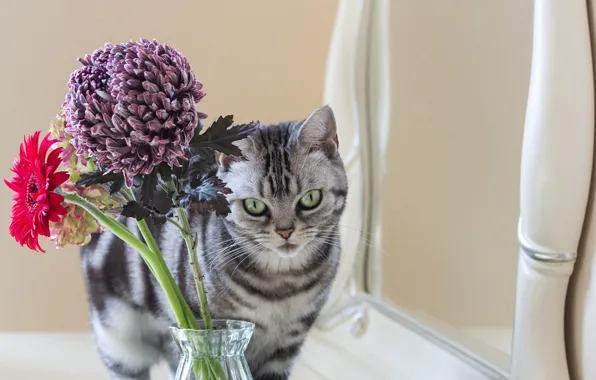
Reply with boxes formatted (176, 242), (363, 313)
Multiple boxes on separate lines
(63, 39), (206, 184)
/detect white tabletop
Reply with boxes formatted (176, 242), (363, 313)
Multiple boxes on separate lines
(0, 305), (504, 380)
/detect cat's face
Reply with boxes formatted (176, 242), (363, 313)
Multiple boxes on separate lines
(218, 106), (348, 270)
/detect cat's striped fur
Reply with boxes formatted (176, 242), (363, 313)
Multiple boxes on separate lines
(81, 106), (348, 380)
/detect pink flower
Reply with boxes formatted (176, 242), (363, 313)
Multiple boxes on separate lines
(5, 132), (69, 252)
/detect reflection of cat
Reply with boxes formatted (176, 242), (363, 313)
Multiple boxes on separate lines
(81, 105), (348, 379)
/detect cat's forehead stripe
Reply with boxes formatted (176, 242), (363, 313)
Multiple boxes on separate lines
(261, 124), (294, 196)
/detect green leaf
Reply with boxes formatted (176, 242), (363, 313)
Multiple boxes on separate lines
(179, 176), (232, 216)
(121, 201), (166, 224)
(121, 201), (152, 220)
(189, 115), (258, 156)
(187, 153), (218, 189)
(108, 177), (125, 195)
(76, 170), (125, 188)
(157, 164), (173, 184)
(156, 164), (179, 198)
(134, 173), (158, 206)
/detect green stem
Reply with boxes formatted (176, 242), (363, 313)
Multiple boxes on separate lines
(60, 191), (191, 329)
(176, 207), (213, 330)
(166, 217), (185, 232)
(136, 219), (161, 256)
(119, 189), (134, 203)
(135, 217), (198, 330)
(123, 189), (199, 330)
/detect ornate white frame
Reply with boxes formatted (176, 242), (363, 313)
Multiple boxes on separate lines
(316, 0), (390, 334)
(317, 0), (595, 379)
(510, 1), (593, 379)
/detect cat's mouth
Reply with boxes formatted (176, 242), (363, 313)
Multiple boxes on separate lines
(276, 242), (299, 257)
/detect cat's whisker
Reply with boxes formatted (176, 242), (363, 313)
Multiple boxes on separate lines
(212, 249), (251, 270)
(203, 235), (253, 253)
(315, 233), (389, 257)
(321, 225), (375, 245)
(213, 242), (266, 272)
(230, 253), (254, 279)
(211, 245), (266, 301)
(203, 239), (250, 259)
(244, 249), (266, 274)
(336, 223), (380, 239)
(202, 237), (255, 264)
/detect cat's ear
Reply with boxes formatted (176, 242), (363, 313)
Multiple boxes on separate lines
(216, 151), (235, 171)
(216, 136), (257, 172)
(296, 105), (339, 156)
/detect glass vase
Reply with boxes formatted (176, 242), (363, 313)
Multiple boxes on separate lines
(170, 320), (254, 380)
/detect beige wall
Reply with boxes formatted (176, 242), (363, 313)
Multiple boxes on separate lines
(382, 0), (533, 328)
(0, 0), (337, 331)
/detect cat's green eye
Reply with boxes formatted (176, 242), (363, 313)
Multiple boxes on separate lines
(298, 189), (323, 210)
(243, 198), (268, 216)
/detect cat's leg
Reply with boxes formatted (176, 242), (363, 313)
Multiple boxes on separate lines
(252, 342), (304, 380)
(162, 336), (180, 380)
(97, 352), (151, 380)
(91, 301), (163, 380)
(164, 360), (178, 380)
(253, 374), (289, 380)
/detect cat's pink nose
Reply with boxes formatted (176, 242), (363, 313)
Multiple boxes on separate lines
(276, 228), (295, 240)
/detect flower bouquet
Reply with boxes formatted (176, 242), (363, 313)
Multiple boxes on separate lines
(5, 39), (256, 380)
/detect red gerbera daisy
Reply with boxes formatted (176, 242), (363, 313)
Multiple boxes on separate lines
(4, 131), (69, 252)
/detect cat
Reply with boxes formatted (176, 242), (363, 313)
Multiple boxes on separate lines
(80, 105), (348, 380)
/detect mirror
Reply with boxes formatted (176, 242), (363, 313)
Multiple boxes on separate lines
(379, 0), (533, 358)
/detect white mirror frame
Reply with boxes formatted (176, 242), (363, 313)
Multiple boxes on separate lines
(316, 0), (389, 333)
(316, 1), (595, 379)
(511, 0), (593, 379)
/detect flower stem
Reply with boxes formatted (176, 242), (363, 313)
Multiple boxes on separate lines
(166, 217), (185, 232)
(175, 207), (213, 330)
(121, 190), (199, 329)
(136, 218), (161, 256)
(60, 191), (192, 329)
(135, 217), (198, 329)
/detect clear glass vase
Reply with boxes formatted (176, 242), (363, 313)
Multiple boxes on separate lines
(170, 320), (254, 380)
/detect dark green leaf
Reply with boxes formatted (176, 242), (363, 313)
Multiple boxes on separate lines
(121, 201), (167, 224)
(179, 176), (232, 216)
(172, 159), (189, 183)
(187, 152), (218, 188)
(187, 145), (212, 161)
(156, 164), (179, 198)
(189, 115), (258, 156)
(152, 212), (167, 225)
(76, 170), (124, 188)
(121, 201), (152, 220)
(108, 177), (125, 195)
(193, 193), (230, 216)
(157, 164), (173, 184)
(134, 173), (158, 206)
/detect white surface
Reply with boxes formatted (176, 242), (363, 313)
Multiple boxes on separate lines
(0, 333), (319, 380)
(0, 305), (504, 380)
(511, 0), (594, 379)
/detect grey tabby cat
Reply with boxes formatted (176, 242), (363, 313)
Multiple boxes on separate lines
(81, 105), (348, 380)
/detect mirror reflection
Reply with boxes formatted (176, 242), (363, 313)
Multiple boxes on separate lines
(381, 0), (532, 357)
